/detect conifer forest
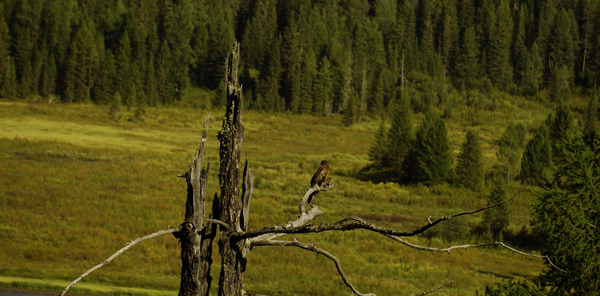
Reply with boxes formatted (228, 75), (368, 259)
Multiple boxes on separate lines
(2, 0), (600, 116)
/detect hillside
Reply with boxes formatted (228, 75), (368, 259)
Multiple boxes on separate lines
(0, 96), (570, 296)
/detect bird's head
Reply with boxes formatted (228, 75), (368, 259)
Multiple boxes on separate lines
(321, 160), (329, 166)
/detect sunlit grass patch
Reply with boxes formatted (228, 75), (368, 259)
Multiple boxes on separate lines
(0, 99), (557, 295)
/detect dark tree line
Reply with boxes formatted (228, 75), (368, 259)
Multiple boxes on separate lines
(2, 0), (600, 119)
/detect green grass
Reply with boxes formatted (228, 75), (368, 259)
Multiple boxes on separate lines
(0, 96), (571, 295)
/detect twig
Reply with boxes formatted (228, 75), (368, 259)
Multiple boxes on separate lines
(60, 227), (180, 296)
(253, 239), (376, 296)
(411, 280), (456, 296)
(385, 236), (567, 272)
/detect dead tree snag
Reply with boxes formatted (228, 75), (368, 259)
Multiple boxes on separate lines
(60, 43), (564, 296)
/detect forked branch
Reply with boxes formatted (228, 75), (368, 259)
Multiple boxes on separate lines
(59, 227), (181, 296)
(235, 188), (528, 241)
(252, 239), (376, 296)
(299, 183), (335, 213)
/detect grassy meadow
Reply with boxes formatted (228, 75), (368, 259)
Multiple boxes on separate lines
(0, 94), (576, 296)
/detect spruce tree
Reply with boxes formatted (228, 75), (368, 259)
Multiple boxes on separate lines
(521, 123), (553, 185)
(109, 92), (122, 121)
(156, 41), (172, 105)
(144, 56), (158, 107)
(481, 171), (509, 239)
(343, 94), (357, 126)
(0, 16), (9, 89)
(454, 26), (479, 89)
(549, 103), (575, 148)
(282, 11), (302, 112)
(413, 108), (453, 184)
(496, 122), (527, 184)
(41, 54), (57, 97)
(369, 70), (384, 117)
(583, 96), (598, 135)
(387, 91), (414, 175)
(487, 0), (513, 89)
(260, 35), (282, 112)
(166, 0), (193, 100)
(533, 131), (600, 295)
(314, 55), (333, 115)
(3, 59), (17, 98)
(369, 118), (389, 168)
(93, 50), (116, 105)
(549, 9), (577, 100)
(455, 130), (484, 190)
(521, 42), (544, 95)
(299, 49), (316, 114)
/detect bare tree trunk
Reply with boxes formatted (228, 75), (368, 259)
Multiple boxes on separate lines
(176, 115), (211, 296)
(216, 42), (251, 296)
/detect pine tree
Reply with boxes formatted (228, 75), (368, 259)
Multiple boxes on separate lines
(583, 96), (598, 135)
(18, 61), (32, 99)
(533, 131), (600, 295)
(0, 16), (9, 89)
(93, 50), (116, 105)
(512, 3), (527, 84)
(314, 55), (334, 115)
(548, 9), (578, 101)
(521, 42), (544, 95)
(116, 33), (132, 106)
(549, 103), (575, 148)
(40, 54), (57, 97)
(369, 118), (389, 168)
(299, 49), (316, 114)
(387, 91), (414, 175)
(166, 0), (193, 100)
(441, 1), (458, 77)
(109, 91), (122, 121)
(487, 0), (513, 89)
(260, 35), (282, 112)
(496, 122), (527, 184)
(2, 58), (17, 98)
(413, 108), (453, 184)
(520, 122), (553, 185)
(63, 46), (78, 103)
(454, 26), (479, 89)
(343, 93), (357, 127)
(144, 55), (158, 107)
(156, 41), (172, 105)
(282, 11), (302, 112)
(455, 130), (484, 190)
(369, 70), (384, 117)
(481, 171), (509, 239)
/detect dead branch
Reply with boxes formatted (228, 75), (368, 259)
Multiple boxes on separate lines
(252, 239), (376, 296)
(248, 206), (324, 244)
(240, 158), (254, 232)
(385, 236), (567, 272)
(59, 227), (180, 296)
(411, 280), (456, 296)
(205, 218), (230, 230)
(235, 188), (528, 241)
(299, 183), (335, 213)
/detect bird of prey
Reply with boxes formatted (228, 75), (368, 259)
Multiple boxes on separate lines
(308, 160), (330, 206)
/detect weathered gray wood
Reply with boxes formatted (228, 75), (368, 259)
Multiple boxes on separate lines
(216, 42), (250, 296)
(240, 159), (253, 232)
(199, 193), (219, 296)
(178, 114), (211, 296)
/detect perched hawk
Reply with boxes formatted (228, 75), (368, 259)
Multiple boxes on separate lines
(308, 160), (330, 206)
